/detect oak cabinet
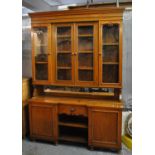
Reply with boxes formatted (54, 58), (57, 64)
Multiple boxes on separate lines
(30, 8), (123, 88)
(88, 108), (122, 149)
(29, 102), (58, 142)
(28, 8), (124, 151)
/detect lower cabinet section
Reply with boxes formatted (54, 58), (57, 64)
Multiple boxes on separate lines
(29, 98), (122, 150)
(88, 108), (122, 150)
(29, 103), (58, 143)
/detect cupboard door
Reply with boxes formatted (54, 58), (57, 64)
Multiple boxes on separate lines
(75, 23), (98, 86)
(99, 22), (122, 88)
(29, 104), (57, 141)
(88, 108), (122, 149)
(54, 24), (74, 85)
(32, 25), (51, 84)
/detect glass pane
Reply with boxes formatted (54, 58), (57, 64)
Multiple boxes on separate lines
(56, 26), (72, 81)
(103, 45), (119, 63)
(33, 27), (48, 62)
(57, 38), (71, 51)
(57, 27), (71, 36)
(57, 53), (71, 67)
(78, 53), (93, 67)
(78, 37), (93, 51)
(78, 26), (93, 35)
(79, 70), (93, 81)
(35, 64), (48, 80)
(102, 65), (118, 83)
(57, 69), (71, 80)
(103, 24), (119, 43)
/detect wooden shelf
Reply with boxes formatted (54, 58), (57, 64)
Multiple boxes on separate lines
(78, 51), (93, 53)
(57, 67), (71, 69)
(35, 61), (48, 64)
(103, 43), (119, 45)
(78, 67), (93, 70)
(57, 35), (71, 38)
(103, 62), (119, 65)
(59, 135), (87, 143)
(36, 44), (47, 46)
(44, 89), (115, 98)
(59, 122), (88, 129)
(78, 34), (93, 37)
(57, 51), (71, 54)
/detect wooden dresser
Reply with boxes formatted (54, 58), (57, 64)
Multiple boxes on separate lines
(28, 7), (124, 150)
(29, 95), (123, 150)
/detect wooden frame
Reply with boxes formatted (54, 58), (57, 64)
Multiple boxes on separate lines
(74, 22), (98, 87)
(88, 107), (122, 150)
(31, 24), (52, 85)
(29, 102), (58, 143)
(99, 20), (123, 88)
(53, 23), (75, 86)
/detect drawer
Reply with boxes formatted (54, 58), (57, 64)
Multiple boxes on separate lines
(59, 105), (87, 116)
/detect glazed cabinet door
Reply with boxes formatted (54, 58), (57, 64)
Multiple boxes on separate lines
(75, 23), (98, 86)
(53, 24), (74, 85)
(88, 108), (122, 150)
(29, 103), (58, 142)
(99, 22), (122, 88)
(32, 24), (51, 85)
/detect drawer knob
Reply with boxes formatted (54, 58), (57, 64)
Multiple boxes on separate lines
(70, 108), (75, 112)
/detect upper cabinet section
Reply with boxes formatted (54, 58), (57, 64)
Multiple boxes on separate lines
(29, 8), (124, 88)
(32, 25), (51, 84)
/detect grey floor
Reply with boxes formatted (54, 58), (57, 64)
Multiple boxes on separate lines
(22, 139), (131, 155)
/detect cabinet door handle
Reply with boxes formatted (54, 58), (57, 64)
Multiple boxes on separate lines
(70, 107), (76, 112)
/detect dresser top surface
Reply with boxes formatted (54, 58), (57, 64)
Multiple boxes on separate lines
(29, 96), (123, 109)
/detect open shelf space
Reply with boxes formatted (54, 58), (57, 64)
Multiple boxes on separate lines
(59, 122), (88, 129)
(59, 114), (88, 128)
(59, 135), (87, 144)
(59, 125), (88, 144)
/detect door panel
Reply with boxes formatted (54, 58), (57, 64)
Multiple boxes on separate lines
(30, 106), (54, 138)
(54, 24), (74, 85)
(75, 23), (98, 86)
(32, 25), (51, 84)
(88, 108), (122, 149)
(99, 21), (122, 88)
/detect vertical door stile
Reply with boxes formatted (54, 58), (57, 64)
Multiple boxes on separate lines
(48, 24), (52, 83)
